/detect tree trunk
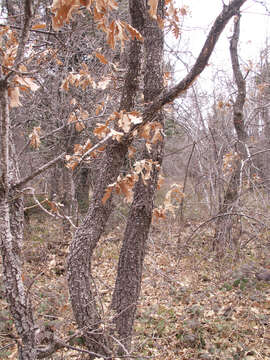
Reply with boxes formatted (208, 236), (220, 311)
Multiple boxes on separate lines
(214, 13), (248, 256)
(111, 0), (165, 352)
(61, 127), (78, 241)
(67, 1), (145, 355)
(0, 75), (37, 360)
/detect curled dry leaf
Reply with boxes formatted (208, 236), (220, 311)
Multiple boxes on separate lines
(117, 177), (134, 203)
(32, 23), (46, 30)
(94, 123), (110, 139)
(152, 183), (184, 222)
(125, 23), (143, 41)
(102, 183), (115, 204)
(97, 77), (110, 90)
(66, 139), (93, 170)
(140, 122), (162, 143)
(46, 200), (59, 214)
(8, 87), (22, 107)
(118, 112), (131, 133)
(133, 159), (158, 185)
(102, 173), (138, 204)
(29, 126), (41, 149)
(68, 112), (76, 124)
(61, 68), (95, 91)
(128, 146), (136, 158)
(116, 110), (142, 133)
(165, 184), (184, 204)
(157, 174), (165, 190)
(51, 0), (92, 30)
(95, 51), (108, 64)
(107, 20), (142, 50)
(65, 155), (81, 170)
(75, 121), (85, 132)
(15, 76), (40, 91)
(180, 7), (187, 16)
(152, 123), (163, 143)
(148, 0), (158, 19)
(152, 207), (166, 222)
(95, 102), (104, 115)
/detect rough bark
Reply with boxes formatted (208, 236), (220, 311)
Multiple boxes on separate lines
(0, 78), (37, 360)
(0, 2), (39, 359)
(67, 1), (145, 356)
(111, 0), (164, 352)
(0, 2), (68, 358)
(61, 128), (78, 241)
(214, 13), (248, 255)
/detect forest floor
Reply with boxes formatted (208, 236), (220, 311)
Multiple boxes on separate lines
(1, 211), (270, 360)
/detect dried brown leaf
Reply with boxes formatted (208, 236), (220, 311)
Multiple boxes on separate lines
(95, 51), (108, 64)
(102, 184), (115, 204)
(148, 0), (158, 19)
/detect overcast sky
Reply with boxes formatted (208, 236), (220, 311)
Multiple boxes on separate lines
(187, 0), (269, 56)
(170, 0), (270, 91)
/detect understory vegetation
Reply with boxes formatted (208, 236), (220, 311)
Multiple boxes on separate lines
(1, 188), (270, 359)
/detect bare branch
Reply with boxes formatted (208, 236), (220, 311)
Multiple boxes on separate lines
(230, 12), (247, 142)
(0, 23), (57, 36)
(131, 0), (248, 131)
(22, 187), (77, 229)
(179, 141), (196, 221)
(13, 152), (65, 190)
(14, 0), (33, 67)
(185, 212), (269, 246)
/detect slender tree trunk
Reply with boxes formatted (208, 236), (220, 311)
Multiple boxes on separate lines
(214, 13), (248, 256)
(0, 77), (37, 360)
(61, 127), (78, 241)
(0, 4), (37, 351)
(0, 3), (66, 358)
(111, 0), (165, 353)
(258, 53), (270, 190)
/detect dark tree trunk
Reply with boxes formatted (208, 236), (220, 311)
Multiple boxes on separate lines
(67, 1), (145, 356)
(111, 0), (165, 353)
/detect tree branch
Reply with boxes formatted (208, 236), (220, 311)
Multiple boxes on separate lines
(185, 212), (269, 246)
(14, 0), (33, 67)
(0, 23), (57, 36)
(13, 152), (65, 190)
(230, 12), (247, 142)
(132, 0), (248, 131)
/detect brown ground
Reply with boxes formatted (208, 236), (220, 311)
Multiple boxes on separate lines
(1, 211), (270, 360)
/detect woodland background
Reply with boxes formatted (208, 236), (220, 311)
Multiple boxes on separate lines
(1, 0), (270, 359)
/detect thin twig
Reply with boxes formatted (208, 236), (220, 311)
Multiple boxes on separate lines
(0, 23), (57, 36)
(13, 152), (65, 190)
(22, 187), (77, 229)
(185, 212), (269, 246)
(179, 141), (196, 221)
(14, 0), (33, 67)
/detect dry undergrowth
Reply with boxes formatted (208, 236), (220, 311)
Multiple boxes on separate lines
(1, 213), (270, 360)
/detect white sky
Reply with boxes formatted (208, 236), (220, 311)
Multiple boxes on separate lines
(170, 0), (270, 90)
